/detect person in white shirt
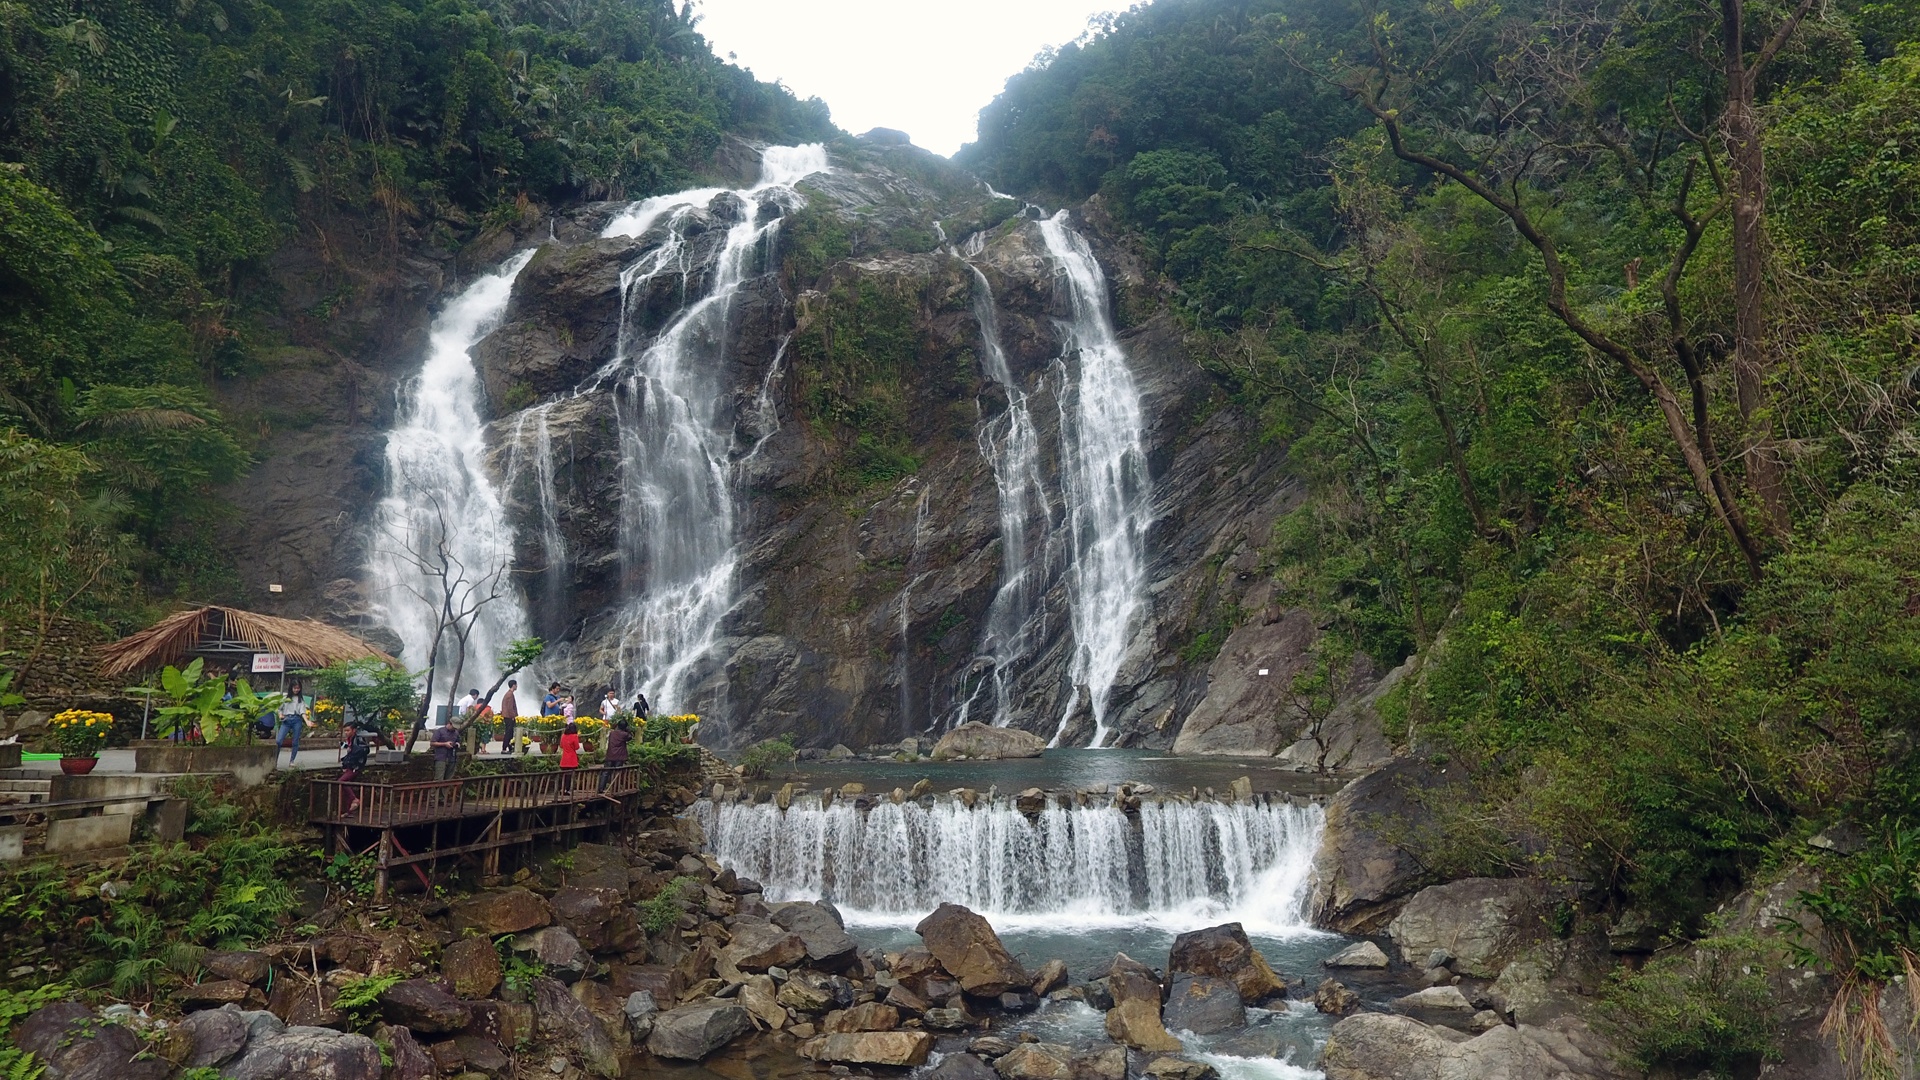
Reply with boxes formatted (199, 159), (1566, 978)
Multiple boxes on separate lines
(457, 689), (480, 721)
(277, 681), (307, 762)
(600, 690), (619, 721)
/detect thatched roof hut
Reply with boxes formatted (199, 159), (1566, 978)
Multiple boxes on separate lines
(97, 605), (395, 677)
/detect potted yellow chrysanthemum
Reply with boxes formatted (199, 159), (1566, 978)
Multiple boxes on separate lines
(47, 709), (113, 774)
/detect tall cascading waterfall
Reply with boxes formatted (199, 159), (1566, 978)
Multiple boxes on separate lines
(957, 238), (1061, 729)
(593, 146), (828, 709)
(368, 250), (539, 696)
(1039, 212), (1152, 747)
(503, 403), (568, 639)
(695, 793), (1323, 934)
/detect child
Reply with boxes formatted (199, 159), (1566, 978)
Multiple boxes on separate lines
(339, 721), (382, 815)
(561, 695), (576, 721)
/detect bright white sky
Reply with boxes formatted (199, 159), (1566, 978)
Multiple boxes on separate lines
(693, 0), (1117, 158)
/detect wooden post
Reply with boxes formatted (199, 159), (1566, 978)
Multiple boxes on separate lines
(375, 827), (393, 902)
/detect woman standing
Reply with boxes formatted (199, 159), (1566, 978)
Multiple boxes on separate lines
(598, 718), (631, 796)
(277, 681), (307, 762)
(558, 721), (581, 793)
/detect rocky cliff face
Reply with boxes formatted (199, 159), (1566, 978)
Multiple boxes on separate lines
(220, 137), (1392, 755)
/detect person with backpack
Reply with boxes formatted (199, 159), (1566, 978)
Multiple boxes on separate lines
(339, 720), (383, 815)
(543, 683), (562, 716)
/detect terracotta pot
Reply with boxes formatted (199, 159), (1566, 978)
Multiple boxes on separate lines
(59, 756), (99, 775)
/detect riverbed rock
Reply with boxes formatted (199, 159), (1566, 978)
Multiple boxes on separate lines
(624, 990), (661, 1038)
(822, 1002), (899, 1032)
(1164, 974), (1246, 1034)
(551, 886), (643, 954)
(739, 975), (787, 1029)
(1167, 922), (1286, 1002)
(769, 900), (859, 966)
(177, 979), (256, 1010)
(203, 949), (272, 985)
(1321, 1012), (1632, 1080)
(929, 1052), (1000, 1080)
(800, 1030), (936, 1067)
(531, 978), (620, 1077)
(1315, 978), (1361, 1015)
(225, 1025), (386, 1080)
(1386, 878), (1546, 978)
(16, 1002), (173, 1080)
(930, 722), (1045, 761)
(1395, 985), (1474, 1011)
(993, 1041), (1078, 1080)
(380, 979), (472, 1034)
(1308, 759), (1449, 933)
(646, 1000), (754, 1060)
(1030, 958), (1069, 996)
(176, 1004), (251, 1067)
(1145, 1057), (1219, 1080)
(381, 1025), (434, 1080)
(1105, 953), (1184, 1053)
(1323, 940), (1391, 969)
(719, 917), (808, 974)
(441, 935), (504, 999)
(450, 887), (553, 936)
(915, 902), (1029, 995)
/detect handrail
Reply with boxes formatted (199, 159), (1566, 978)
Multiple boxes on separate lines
(308, 766), (641, 825)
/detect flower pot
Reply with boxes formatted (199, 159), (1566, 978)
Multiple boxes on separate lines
(59, 756), (99, 775)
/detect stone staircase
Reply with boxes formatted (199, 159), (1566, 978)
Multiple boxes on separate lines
(0, 777), (51, 806)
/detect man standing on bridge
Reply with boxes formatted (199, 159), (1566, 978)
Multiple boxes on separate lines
(499, 679), (521, 754)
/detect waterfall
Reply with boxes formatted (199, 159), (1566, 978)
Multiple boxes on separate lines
(897, 485), (933, 731)
(1039, 212), (1152, 748)
(958, 249), (1060, 729)
(694, 794), (1323, 935)
(504, 403), (568, 634)
(595, 145), (828, 710)
(367, 250), (538, 696)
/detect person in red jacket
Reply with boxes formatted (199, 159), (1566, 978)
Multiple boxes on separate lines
(558, 721), (581, 793)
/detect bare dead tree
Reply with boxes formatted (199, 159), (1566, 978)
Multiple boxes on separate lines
(373, 487), (513, 756)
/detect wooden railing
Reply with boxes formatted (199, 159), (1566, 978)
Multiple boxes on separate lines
(308, 766), (640, 825)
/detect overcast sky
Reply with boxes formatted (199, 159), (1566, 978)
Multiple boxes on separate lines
(693, 0), (1117, 158)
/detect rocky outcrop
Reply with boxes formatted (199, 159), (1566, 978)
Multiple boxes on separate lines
(1386, 878), (1551, 978)
(1309, 758), (1454, 933)
(1163, 974), (1246, 1035)
(1104, 953), (1184, 1052)
(930, 722), (1045, 761)
(449, 887), (552, 936)
(646, 1001), (754, 1060)
(1323, 941), (1391, 969)
(16, 1002), (174, 1080)
(1321, 1012), (1631, 1080)
(799, 1030), (936, 1067)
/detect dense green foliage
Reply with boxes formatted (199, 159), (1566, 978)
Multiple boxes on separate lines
(0, 0), (832, 684)
(967, 0), (1920, 1061)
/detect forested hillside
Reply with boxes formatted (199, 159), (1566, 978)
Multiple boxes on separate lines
(0, 0), (830, 641)
(964, 0), (1920, 1070)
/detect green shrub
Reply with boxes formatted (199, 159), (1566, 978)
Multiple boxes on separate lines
(738, 735), (797, 780)
(1598, 935), (1782, 1077)
(637, 876), (699, 934)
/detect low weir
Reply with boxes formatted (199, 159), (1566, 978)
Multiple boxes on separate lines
(690, 789), (1324, 933)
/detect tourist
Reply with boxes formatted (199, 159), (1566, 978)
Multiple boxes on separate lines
(630, 692), (650, 719)
(277, 681), (307, 762)
(458, 688), (480, 718)
(339, 720), (382, 815)
(561, 694), (576, 722)
(598, 718), (631, 796)
(543, 682), (562, 716)
(558, 720), (581, 793)
(499, 679), (520, 755)
(430, 720), (458, 781)
(600, 690), (619, 721)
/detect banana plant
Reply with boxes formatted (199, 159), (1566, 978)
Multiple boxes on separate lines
(145, 658), (283, 744)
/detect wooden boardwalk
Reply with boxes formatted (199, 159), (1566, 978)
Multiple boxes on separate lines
(309, 766), (640, 899)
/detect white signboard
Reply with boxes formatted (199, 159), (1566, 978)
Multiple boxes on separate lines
(251, 653), (285, 674)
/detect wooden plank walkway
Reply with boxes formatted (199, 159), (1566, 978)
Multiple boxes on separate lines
(309, 766), (641, 899)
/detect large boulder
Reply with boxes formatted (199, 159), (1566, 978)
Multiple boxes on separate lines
(1308, 759), (1451, 933)
(563, 842), (633, 892)
(551, 886), (643, 954)
(450, 887), (552, 936)
(1323, 940), (1391, 969)
(1321, 1012), (1632, 1080)
(16, 1002), (173, 1080)
(1104, 953), (1183, 1053)
(799, 1030), (936, 1067)
(173, 1004), (251, 1068)
(929, 1053), (1000, 1080)
(822, 1002), (900, 1033)
(1163, 974), (1246, 1035)
(531, 977), (620, 1077)
(440, 935), (503, 999)
(225, 1025), (386, 1080)
(379, 979), (471, 1034)
(915, 903), (1028, 995)
(381, 1025), (434, 1080)
(646, 1001), (754, 1060)
(202, 949), (272, 985)
(717, 916), (808, 974)
(1167, 922), (1286, 1003)
(511, 925), (590, 983)
(770, 900), (859, 966)
(1385, 878), (1548, 978)
(930, 722), (1045, 761)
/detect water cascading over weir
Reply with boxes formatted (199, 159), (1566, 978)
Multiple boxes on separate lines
(694, 790), (1325, 933)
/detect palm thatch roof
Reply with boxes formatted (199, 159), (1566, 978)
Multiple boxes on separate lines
(97, 605), (395, 677)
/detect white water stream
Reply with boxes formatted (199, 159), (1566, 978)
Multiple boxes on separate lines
(1040, 212), (1153, 748)
(368, 250), (538, 698)
(596, 145), (828, 711)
